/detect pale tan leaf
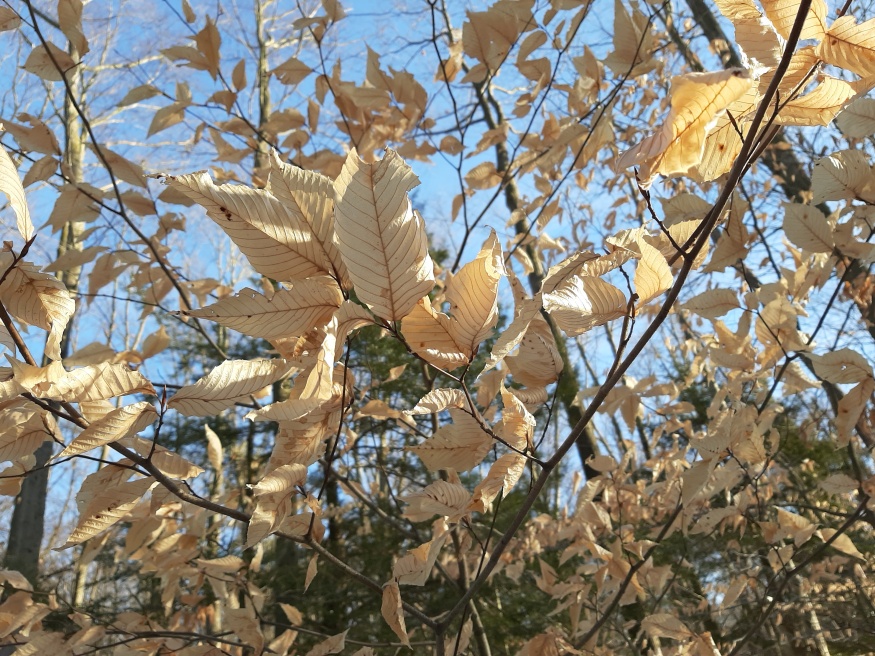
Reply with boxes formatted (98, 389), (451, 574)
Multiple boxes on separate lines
(247, 319), (338, 422)
(0, 138), (33, 240)
(268, 151), (350, 288)
(635, 240), (673, 305)
(0, 258), (75, 360)
(617, 69), (752, 187)
(506, 316), (563, 388)
(0, 408), (51, 463)
(409, 409), (492, 472)
(195, 17), (221, 79)
(305, 629), (346, 656)
(406, 388), (467, 415)
(462, 2), (532, 81)
(120, 436), (203, 479)
(499, 385), (535, 450)
(820, 528), (866, 559)
(836, 377), (875, 446)
(380, 582), (410, 647)
(692, 86), (759, 182)
(445, 231), (504, 356)
(168, 359), (292, 416)
(641, 613), (694, 641)
(164, 171), (335, 282)
(393, 523), (449, 586)
(271, 56), (312, 85)
(62, 477), (155, 547)
(11, 360), (155, 402)
(603, 0), (658, 76)
(57, 0), (88, 55)
(817, 15), (875, 78)
(118, 84), (161, 107)
(182, 279), (342, 340)
(782, 203), (834, 253)
(91, 145), (146, 188)
(0, 7), (21, 31)
(468, 452), (526, 513)
(776, 75), (872, 127)
(682, 288), (741, 319)
(56, 402), (157, 459)
(820, 473), (859, 495)
(544, 274), (626, 336)
(760, 0), (826, 41)
(140, 326), (170, 360)
(204, 424), (223, 472)
(481, 294), (542, 374)
(809, 348), (873, 384)
(403, 480), (471, 523)
(147, 102), (185, 137)
(811, 150), (875, 204)
(401, 297), (468, 370)
(22, 154), (57, 188)
(714, 0), (781, 67)
(42, 245), (105, 274)
(247, 464), (308, 546)
(775, 507), (818, 546)
(836, 97), (875, 137)
(464, 161), (503, 189)
(334, 149), (435, 321)
(24, 42), (76, 81)
(267, 410), (337, 471)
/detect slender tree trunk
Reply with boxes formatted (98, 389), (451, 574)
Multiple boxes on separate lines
(4, 43), (84, 586)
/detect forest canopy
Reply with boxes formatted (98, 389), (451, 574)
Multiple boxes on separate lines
(1, 0), (875, 654)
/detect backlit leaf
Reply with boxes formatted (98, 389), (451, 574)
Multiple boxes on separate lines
(333, 149), (435, 321)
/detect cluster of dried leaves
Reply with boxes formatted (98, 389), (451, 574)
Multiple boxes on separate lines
(1, 0), (875, 653)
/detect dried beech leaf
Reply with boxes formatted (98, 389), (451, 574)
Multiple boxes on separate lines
(182, 279), (342, 340)
(0, 259), (75, 361)
(409, 409), (492, 472)
(635, 240), (673, 305)
(268, 151), (351, 288)
(406, 388), (467, 415)
(817, 15), (875, 78)
(783, 203), (834, 253)
(168, 359), (293, 416)
(820, 528), (866, 560)
(469, 452), (527, 513)
(617, 69), (752, 187)
(0, 408), (52, 463)
(445, 231), (504, 357)
(11, 360), (155, 402)
(333, 149), (435, 321)
(682, 289), (740, 319)
(403, 480), (471, 523)
(544, 274), (626, 336)
(836, 97), (875, 137)
(305, 629), (346, 656)
(380, 582), (410, 647)
(62, 477), (155, 548)
(0, 138), (33, 241)
(809, 348), (873, 384)
(394, 522), (448, 585)
(247, 463), (308, 546)
(603, 0), (658, 76)
(24, 42), (76, 81)
(57, 402), (157, 459)
(836, 377), (875, 446)
(164, 171), (335, 282)
(760, 0), (826, 41)
(811, 150), (875, 204)
(401, 297), (469, 370)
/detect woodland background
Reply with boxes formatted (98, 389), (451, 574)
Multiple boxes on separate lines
(0, 0), (875, 654)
